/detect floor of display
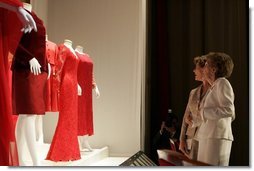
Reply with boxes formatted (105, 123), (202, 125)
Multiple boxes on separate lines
(22, 143), (128, 166)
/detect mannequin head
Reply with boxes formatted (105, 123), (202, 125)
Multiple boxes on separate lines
(75, 45), (84, 53)
(23, 3), (32, 12)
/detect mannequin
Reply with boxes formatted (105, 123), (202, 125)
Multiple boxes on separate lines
(75, 45), (100, 97)
(64, 39), (75, 55)
(46, 39), (81, 161)
(75, 45), (100, 152)
(64, 40), (82, 95)
(14, 3), (47, 166)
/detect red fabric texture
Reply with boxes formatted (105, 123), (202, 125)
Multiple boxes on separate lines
(0, 0), (22, 7)
(12, 71), (47, 114)
(0, 0), (23, 165)
(11, 11), (47, 72)
(11, 11), (47, 115)
(45, 40), (59, 112)
(76, 52), (94, 136)
(46, 44), (80, 161)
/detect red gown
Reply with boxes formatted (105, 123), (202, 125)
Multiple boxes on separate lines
(45, 40), (59, 112)
(0, 0), (23, 166)
(76, 52), (96, 136)
(11, 11), (47, 115)
(46, 44), (81, 161)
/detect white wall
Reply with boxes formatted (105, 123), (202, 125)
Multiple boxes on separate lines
(31, 0), (48, 29)
(44, 0), (145, 157)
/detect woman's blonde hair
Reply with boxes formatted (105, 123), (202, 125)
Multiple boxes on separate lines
(193, 55), (206, 68)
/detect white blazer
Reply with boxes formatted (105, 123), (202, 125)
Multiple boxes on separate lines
(196, 78), (235, 141)
(180, 85), (203, 141)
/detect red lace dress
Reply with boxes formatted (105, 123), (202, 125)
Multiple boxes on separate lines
(45, 40), (59, 112)
(76, 52), (96, 136)
(46, 44), (80, 162)
(0, 0), (23, 166)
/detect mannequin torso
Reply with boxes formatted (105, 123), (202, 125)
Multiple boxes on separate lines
(64, 39), (78, 59)
(14, 3), (47, 166)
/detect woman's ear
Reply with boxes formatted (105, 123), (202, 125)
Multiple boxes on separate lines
(212, 67), (216, 74)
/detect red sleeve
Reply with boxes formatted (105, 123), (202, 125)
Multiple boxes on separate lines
(3, 5), (23, 55)
(0, 0), (23, 7)
(55, 45), (67, 85)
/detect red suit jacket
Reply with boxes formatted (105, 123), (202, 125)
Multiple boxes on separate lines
(11, 10), (47, 115)
(45, 40), (59, 111)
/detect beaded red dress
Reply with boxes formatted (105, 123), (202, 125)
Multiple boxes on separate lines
(46, 44), (80, 161)
(76, 51), (96, 136)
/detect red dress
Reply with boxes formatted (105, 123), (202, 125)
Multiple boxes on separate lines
(46, 44), (80, 161)
(45, 40), (59, 112)
(11, 11), (47, 115)
(76, 52), (96, 136)
(0, 0), (23, 166)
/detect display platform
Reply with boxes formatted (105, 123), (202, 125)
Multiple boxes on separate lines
(20, 143), (127, 166)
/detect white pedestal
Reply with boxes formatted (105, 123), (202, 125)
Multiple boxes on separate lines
(21, 143), (111, 166)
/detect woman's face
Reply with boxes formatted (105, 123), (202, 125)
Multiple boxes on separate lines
(193, 64), (204, 81)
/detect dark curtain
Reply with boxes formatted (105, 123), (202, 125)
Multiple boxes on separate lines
(146, 0), (248, 166)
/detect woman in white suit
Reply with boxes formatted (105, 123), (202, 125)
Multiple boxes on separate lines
(179, 56), (210, 160)
(196, 52), (235, 166)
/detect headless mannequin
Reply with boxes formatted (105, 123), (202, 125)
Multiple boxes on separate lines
(63, 39), (82, 96)
(75, 45), (100, 98)
(75, 45), (100, 152)
(15, 3), (41, 166)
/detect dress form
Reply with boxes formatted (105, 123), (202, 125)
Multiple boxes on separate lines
(64, 40), (82, 95)
(75, 46), (93, 151)
(15, 3), (41, 166)
(75, 46), (101, 152)
(75, 46), (100, 98)
(46, 39), (81, 162)
(64, 39), (77, 58)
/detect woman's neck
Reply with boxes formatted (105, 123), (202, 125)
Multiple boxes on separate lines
(207, 76), (216, 87)
(202, 81), (210, 91)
